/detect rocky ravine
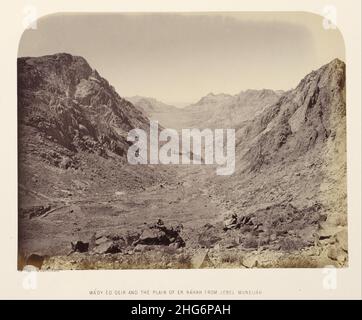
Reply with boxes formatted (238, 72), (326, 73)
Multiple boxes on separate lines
(18, 54), (347, 270)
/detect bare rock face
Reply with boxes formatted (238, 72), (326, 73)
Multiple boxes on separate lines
(18, 53), (149, 158)
(239, 58), (346, 171)
(215, 59), (347, 258)
(18, 53), (165, 209)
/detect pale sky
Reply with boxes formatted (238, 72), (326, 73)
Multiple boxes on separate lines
(18, 12), (345, 106)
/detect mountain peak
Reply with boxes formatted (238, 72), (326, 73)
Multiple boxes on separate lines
(18, 52), (149, 159)
(329, 57), (344, 66)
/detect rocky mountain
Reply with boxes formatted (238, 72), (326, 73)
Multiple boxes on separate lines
(18, 53), (150, 158)
(213, 59), (347, 260)
(181, 89), (283, 129)
(186, 92), (235, 110)
(126, 96), (178, 117)
(18, 53), (166, 203)
(140, 89), (283, 131)
(238, 58), (345, 173)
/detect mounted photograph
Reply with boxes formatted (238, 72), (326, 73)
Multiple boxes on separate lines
(17, 12), (347, 270)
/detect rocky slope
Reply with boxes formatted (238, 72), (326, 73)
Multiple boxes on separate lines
(18, 53), (150, 158)
(213, 58), (347, 264)
(18, 53), (168, 208)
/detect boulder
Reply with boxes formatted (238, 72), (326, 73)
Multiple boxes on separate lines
(242, 255), (258, 268)
(327, 245), (347, 264)
(223, 213), (238, 230)
(137, 228), (169, 245)
(71, 241), (89, 253)
(134, 219), (185, 247)
(335, 229), (348, 251)
(94, 236), (109, 246)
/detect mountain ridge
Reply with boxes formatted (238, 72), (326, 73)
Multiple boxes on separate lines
(18, 53), (166, 204)
(211, 58), (346, 256)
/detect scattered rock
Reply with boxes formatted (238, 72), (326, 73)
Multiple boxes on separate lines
(169, 242), (182, 249)
(197, 223), (222, 248)
(223, 213), (238, 230)
(242, 255), (258, 268)
(318, 228), (336, 239)
(137, 228), (168, 245)
(134, 219), (185, 247)
(335, 229), (348, 251)
(95, 236), (109, 246)
(71, 241), (89, 253)
(337, 252), (347, 264)
(191, 250), (214, 268)
(93, 240), (123, 254)
(235, 202), (322, 251)
(59, 156), (72, 169)
(125, 231), (141, 246)
(241, 234), (258, 249)
(133, 244), (149, 252)
(327, 245), (347, 264)
(327, 246), (338, 260)
(20, 205), (51, 219)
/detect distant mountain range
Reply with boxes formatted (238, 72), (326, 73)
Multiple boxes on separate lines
(131, 89), (283, 130)
(126, 96), (178, 117)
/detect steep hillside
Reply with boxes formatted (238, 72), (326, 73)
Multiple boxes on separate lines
(213, 59), (347, 261)
(18, 53), (165, 204)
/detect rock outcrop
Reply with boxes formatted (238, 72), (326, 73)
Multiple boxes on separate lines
(214, 59), (347, 259)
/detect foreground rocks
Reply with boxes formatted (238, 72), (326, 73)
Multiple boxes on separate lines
(21, 219), (348, 270)
(19, 205), (51, 219)
(222, 202), (324, 252)
(67, 219), (185, 256)
(134, 219), (185, 248)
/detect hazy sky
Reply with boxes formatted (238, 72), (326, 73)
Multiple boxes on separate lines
(18, 12), (344, 106)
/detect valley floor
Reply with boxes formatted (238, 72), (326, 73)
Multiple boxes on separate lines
(18, 161), (347, 270)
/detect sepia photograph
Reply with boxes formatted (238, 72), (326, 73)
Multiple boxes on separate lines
(17, 12), (347, 271)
